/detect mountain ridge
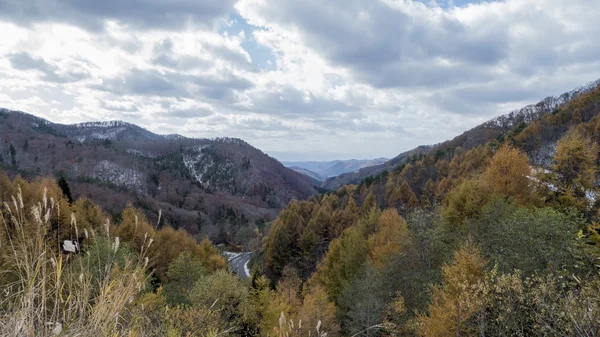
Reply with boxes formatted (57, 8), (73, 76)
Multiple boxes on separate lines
(283, 158), (389, 182)
(322, 79), (600, 190)
(0, 109), (319, 246)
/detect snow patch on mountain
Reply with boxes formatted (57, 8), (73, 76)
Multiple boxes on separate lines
(91, 160), (144, 191)
(74, 121), (132, 129)
(164, 134), (186, 140)
(126, 149), (157, 158)
(531, 141), (557, 167)
(183, 145), (211, 183)
(183, 145), (236, 191)
(484, 79), (600, 130)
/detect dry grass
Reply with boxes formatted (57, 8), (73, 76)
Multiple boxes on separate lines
(0, 186), (151, 336)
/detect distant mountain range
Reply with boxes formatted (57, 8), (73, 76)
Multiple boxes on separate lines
(283, 158), (389, 181)
(0, 109), (319, 244)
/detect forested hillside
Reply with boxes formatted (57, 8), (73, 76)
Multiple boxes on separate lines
(0, 109), (319, 247)
(257, 80), (600, 336)
(323, 80), (600, 190)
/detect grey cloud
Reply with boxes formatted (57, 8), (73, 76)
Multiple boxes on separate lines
(0, 0), (237, 30)
(92, 68), (254, 103)
(236, 117), (289, 131)
(176, 72), (255, 101)
(248, 0), (508, 89)
(165, 107), (214, 119)
(195, 75), (253, 100)
(151, 39), (210, 70)
(315, 118), (406, 134)
(8, 52), (89, 83)
(92, 69), (186, 97)
(151, 38), (253, 72)
(241, 0), (600, 111)
(152, 54), (211, 71)
(249, 87), (358, 116)
(99, 100), (140, 113)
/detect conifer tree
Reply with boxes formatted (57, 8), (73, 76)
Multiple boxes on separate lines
(417, 241), (487, 337)
(361, 191), (377, 215)
(553, 128), (598, 208)
(484, 145), (532, 204)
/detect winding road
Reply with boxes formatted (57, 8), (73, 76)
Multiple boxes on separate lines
(224, 252), (252, 278)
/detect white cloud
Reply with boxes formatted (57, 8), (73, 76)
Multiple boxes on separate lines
(0, 0), (599, 160)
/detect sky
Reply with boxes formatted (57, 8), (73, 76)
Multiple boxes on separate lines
(0, 0), (599, 161)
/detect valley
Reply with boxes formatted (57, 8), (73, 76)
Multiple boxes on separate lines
(2, 1), (600, 335)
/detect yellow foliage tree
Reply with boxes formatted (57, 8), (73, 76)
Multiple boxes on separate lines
(483, 145), (533, 204)
(553, 128), (598, 200)
(368, 208), (410, 270)
(442, 178), (490, 228)
(417, 241), (487, 337)
(297, 285), (341, 337)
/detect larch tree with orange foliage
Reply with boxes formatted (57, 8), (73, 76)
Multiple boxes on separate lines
(553, 128), (598, 203)
(368, 208), (410, 271)
(417, 241), (487, 337)
(483, 145), (533, 205)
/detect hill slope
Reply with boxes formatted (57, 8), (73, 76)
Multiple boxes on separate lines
(0, 109), (319, 244)
(323, 79), (600, 190)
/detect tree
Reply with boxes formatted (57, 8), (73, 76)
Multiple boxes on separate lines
(189, 269), (248, 328)
(361, 192), (377, 215)
(264, 218), (296, 282)
(552, 128), (598, 210)
(57, 176), (74, 204)
(163, 252), (207, 305)
(297, 285), (340, 337)
(468, 199), (581, 275)
(313, 225), (369, 304)
(420, 179), (436, 208)
(345, 196), (359, 216)
(442, 178), (490, 229)
(368, 208), (410, 271)
(276, 265), (302, 316)
(245, 275), (286, 336)
(417, 241), (487, 337)
(9, 143), (16, 166)
(338, 263), (388, 337)
(484, 145), (533, 204)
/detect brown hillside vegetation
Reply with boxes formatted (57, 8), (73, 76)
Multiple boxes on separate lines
(0, 109), (319, 248)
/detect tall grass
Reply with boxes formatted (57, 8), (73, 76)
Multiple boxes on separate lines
(0, 186), (151, 336)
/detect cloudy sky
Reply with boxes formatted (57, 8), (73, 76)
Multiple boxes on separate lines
(0, 0), (599, 161)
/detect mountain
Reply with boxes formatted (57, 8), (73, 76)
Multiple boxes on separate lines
(287, 166), (325, 183)
(0, 109), (319, 244)
(321, 147), (431, 190)
(283, 158), (388, 181)
(260, 79), (600, 331)
(322, 79), (600, 190)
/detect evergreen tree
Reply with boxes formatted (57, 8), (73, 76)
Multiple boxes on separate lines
(361, 191), (377, 215)
(57, 176), (74, 204)
(163, 252), (206, 305)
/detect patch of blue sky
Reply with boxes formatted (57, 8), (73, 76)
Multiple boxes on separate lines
(220, 12), (278, 71)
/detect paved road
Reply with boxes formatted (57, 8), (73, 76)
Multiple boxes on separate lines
(224, 252), (252, 278)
